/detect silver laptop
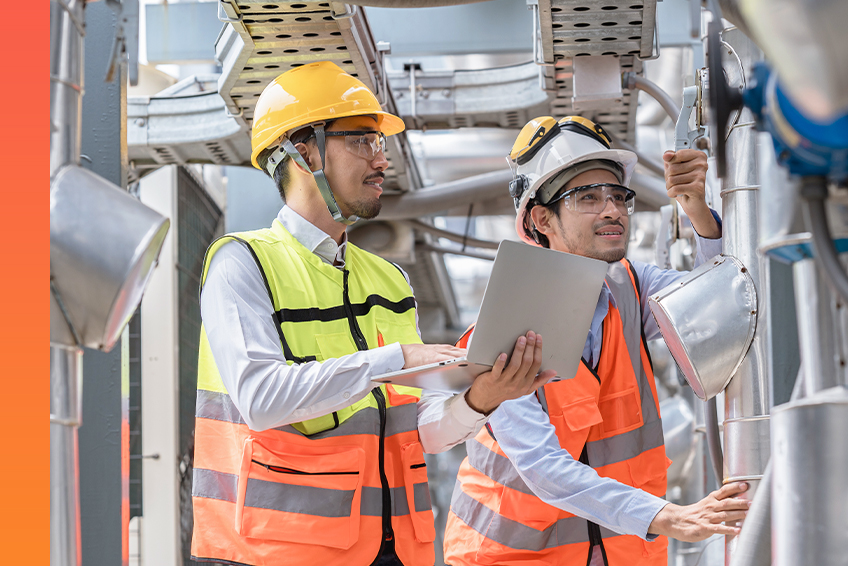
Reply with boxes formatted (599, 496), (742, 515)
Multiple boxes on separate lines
(371, 239), (610, 392)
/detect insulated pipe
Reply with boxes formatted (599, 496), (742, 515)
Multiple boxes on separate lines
(406, 219), (500, 250)
(720, 28), (769, 566)
(50, 1), (86, 565)
(800, 177), (848, 305)
(623, 72), (681, 123)
(607, 131), (666, 178)
(379, 169), (670, 220)
(378, 169), (513, 220)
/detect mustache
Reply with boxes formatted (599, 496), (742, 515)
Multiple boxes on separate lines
(365, 172), (385, 182)
(594, 220), (625, 231)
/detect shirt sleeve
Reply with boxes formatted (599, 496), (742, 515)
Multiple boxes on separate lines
(201, 241), (407, 431)
(489, 394), (669, 540)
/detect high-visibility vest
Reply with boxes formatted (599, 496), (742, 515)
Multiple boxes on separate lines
(444, 259), (669, 566)
(190, 220), (436, 566)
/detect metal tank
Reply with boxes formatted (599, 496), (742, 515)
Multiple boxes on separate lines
(772, 386), (848, 566)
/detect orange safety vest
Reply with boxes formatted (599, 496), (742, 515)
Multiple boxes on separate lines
(444, 259), (669, 566)
(190, 222), (436, 566)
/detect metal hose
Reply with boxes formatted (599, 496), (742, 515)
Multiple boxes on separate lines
(623, 72), (681, 123)
(801, 176), (848, 304)
(704, 397), (724, 483)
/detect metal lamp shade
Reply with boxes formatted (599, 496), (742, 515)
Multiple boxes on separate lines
(50, 164), (170, 351)
(648, 255), (758, 400)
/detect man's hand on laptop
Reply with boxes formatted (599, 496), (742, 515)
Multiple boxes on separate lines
(400, 344), (466, 369)
(464, 331), (557, 415)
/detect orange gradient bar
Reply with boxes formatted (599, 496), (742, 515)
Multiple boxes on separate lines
(0, 2), (50, 563)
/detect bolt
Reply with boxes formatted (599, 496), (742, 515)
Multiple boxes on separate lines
(442, 89), (451, 98)
(397, 92), (404, 98)
(740, 266), (747, 273)
(421, 90), (430, 99)
(135, 118), (146, 127)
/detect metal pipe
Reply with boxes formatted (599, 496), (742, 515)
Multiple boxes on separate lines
(407, 219), (499, 250)
(607, 131), (665, 178)
(379, 169), (513, 219)
(50, 2), (85, 565)
(704, 397), (724, 483)
(623, 72), (681, 123)
(420, 243), (495, 261)
(793, 259), (842, 396)
(801, 177), (848, 304)
(720, 28), (768, 566)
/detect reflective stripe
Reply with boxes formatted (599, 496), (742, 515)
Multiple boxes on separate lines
(450, 484), (593, 550)
(278, 295), (416, 323)
(466, 438), (534, 496)
(193, 467), (238, 503)
(195, 389), (418, 438)
(245, 478), (356, 518)
(585, 418), (665, 469)
(192, 468), (430, 517)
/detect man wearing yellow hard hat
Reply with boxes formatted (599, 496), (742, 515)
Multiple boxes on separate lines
(190, 61), (555, 566)
(443, 116), (751, 566)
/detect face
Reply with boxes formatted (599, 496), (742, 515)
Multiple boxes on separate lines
(317, 115), (388, 220)
(532, 169), (630, 263)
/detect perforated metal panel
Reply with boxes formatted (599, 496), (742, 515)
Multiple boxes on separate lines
(547, 0), (657, 59)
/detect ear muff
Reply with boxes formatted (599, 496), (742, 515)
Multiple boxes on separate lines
(510, 116), (562, 166)
(558, 116), (613, 149)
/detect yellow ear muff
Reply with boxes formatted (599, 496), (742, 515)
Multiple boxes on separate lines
(509, 116), (561, 165)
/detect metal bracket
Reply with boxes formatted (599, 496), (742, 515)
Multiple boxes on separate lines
(218, 0), (242, 23)
(103, 0), (140, 86)
(331, 3), (357, 21)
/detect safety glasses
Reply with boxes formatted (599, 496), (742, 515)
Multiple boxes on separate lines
(323, 130), (387, 160)
(548, 183), (636, 215)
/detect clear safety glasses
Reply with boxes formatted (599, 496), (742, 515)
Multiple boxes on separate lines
(548, 183), (636, 215)
(323, 130), (387, 160)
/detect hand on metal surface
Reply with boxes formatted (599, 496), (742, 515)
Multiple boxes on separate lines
(464, 331), (557, 415)
(663, 150), (720, 239)
(648, 481), (751, 542)
(400, 343), (465, 369)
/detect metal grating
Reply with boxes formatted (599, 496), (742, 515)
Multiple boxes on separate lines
(547, 55), (641, 142)
(127, 310), (143, 520)
(176, 166), (224, 566)
(542, 0), (657, 60)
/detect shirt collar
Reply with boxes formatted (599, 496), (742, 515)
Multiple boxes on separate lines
(277, 206), (348, 268)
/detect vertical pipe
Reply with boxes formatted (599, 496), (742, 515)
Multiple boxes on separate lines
(719, 28), (769, 565)
(50, 1), (85, 565)
(793, 259), (841, 396)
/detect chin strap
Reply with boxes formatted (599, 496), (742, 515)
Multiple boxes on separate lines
(265, 123), (358, 225)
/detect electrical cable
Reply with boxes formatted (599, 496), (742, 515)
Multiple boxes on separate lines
(801, 176), (848, 304)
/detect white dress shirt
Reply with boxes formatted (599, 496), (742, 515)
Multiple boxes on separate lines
(201, 206), (488, 453)
(487, 226), (724, 541)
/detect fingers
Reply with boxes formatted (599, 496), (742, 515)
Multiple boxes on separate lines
(664, 149), (705, 164)
(713, 482), (749, 501)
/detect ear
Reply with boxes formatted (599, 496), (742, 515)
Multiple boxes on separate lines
(293, 142), (318, 173)
(530, 205), (558, 237)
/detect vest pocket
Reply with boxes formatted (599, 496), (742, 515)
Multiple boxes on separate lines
(235, 437), (365, 549)
(552, 397), (603, 458)
(400, 441), (436, 543)
(597, 386), (643, 438)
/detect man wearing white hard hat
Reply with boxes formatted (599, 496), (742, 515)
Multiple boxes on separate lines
(443, 116), (750, 566)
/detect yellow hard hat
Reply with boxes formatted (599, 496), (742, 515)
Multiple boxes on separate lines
(250, 61), (405, 169)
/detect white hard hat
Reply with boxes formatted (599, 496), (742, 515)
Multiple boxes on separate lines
(508, 116), (638, 245)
